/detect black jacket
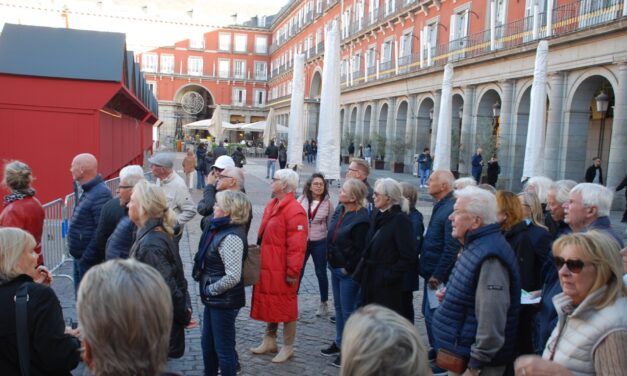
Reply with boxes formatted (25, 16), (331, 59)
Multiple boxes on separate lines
(326, 205), (370, 273)
(584, 164), (603, 184)
(81, 197), (126, 271)
(504, 222), (539, 291)
(616, 174), (627, 198)
(105, 216), (136, 260)
(487, 160), (500, 186)
(130, 218), (191, 358)
(265, 144), (279, 159)
(0, 275), (81, 375)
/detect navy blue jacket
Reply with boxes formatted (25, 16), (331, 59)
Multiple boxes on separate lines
(67, 175), (112, 260)
(80, 196), (125, 271)
(326, 205), (370, 274)
(587, 216), (624, 247)
(432, 224), (521, 367)
(105, 216), (136, 260)
(533, 250), (561, 354)
(471, 154), (483, 179)
(419, 192), (460, 283)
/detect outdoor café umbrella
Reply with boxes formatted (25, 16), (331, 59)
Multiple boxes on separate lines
(287, 53), (306, 169)
(210, 105), (224, 142)
(263, 107), (277, 146)
(433, 63), (454, 170)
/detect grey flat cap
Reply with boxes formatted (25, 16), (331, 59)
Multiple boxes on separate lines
(148, 152), (175, 168)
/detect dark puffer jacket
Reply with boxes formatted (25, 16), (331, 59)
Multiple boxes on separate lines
(80, 196), (125, 271)
(0, 275), (81, 375)
(67, 175), (112, 260)
(326, 205), (370, 274)
(130, 218), (191, 358)
(105, 216), (136, 260)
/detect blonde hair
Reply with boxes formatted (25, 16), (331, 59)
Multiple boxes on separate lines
(341, 305), (431, 376)
(496, 191), (525, 232)
(374, 178), (409, 213)
(342, 178), (368, 209)
(78, 259), (172, 376)
(518, 192), (547, 230)
(131, 181), (176, 236)
(553, 231), (626, 309)
(2, 160), (34, 191)
(0, 228), (36, 282)
(400, 182), (418, 208)
(215, 190), (251, 225)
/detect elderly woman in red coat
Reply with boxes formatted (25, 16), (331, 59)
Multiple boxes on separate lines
(250, 168), (308, 363)
(0, 161), (45, 265)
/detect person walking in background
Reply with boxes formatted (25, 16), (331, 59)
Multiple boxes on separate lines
(297, 173), (334, 317)
(0, 160), (45, 265)
(584, 157), (603, 185)
(358, 144), (364, 159)
(278, 143), (287, 169)
(231, 146), (246, 168)
(214, 141), (228, 158)
(486, 154), (500, 187)
(265, 140), (279, 179)
(311, 140), (318, 163)
(471, 147), (484, 183)
(322, 178), (370, 368)
(363, 144), (372, 166)
(250, 169), (308, 363)
(348, 142), (355, 162)
(615, 173), (627, 224)
(304, 140), (313, 164)
(182, 148), (196, 190)
(68, 153), (112, 290)
(196, 143), (208, 189)
(417, 148), (433, 188)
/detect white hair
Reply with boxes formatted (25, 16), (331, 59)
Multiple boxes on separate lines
(548, 179), (577, 204)
(526, 176), (553, 204)
(275, 169), (299, 193)
(570, 183), (613, 217)
(374, 178), (409, 213)
(454, 177), (477, 190)
(454, 186), (498, 225)
(119, 165), (144, 182)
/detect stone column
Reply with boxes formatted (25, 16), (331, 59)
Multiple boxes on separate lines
(459, 85), (476, 176)
(407, 94), (419, 166)
(430, 90), (441, 151)
(355, 102), (365, 144)
(385, 98), (397, 167)
(607, 63), (627, 210)
(497, 80), (515, 190)
(544, 71), (566, 179)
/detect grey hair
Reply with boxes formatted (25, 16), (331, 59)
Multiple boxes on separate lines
(374, 178), (409, 214)
(526, 176), (554, 204)
(341, 304), (430, 376)
(119, 165), (144, 183)
(274, 169), (299, 193)
(454, 186), (498, 225)
(0, 228), (36, 282)
(77, 259), (172, 376)
(2, 160), (33, 191)
(222, 166), (245, 187)
(216, 190), (251, 225)
(434, 170), (455, 190)
(131, 181), (177, 236)
(548, 179), (577, 204)
(570, 183), (613, 217)
(454, 177), (477, 190)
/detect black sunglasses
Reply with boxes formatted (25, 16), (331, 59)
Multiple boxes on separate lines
(553, 256), (586, 274)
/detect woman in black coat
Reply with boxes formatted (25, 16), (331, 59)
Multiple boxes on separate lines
(357, 178), (417, 322)
(128, 181), (192, 359)
(486, 154), (501, 187)
(0, 228), (81, 375)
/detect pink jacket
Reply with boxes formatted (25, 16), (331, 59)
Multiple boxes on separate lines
(298, 195), (334, 242)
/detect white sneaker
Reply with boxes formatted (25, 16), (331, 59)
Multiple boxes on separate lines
(316, 302), (329, 317)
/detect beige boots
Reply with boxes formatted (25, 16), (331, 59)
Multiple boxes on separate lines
(251, 321), (296, 363)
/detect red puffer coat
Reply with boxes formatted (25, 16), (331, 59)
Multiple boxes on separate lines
(251, 192), (308, 322)
(0, 196), (45, 265)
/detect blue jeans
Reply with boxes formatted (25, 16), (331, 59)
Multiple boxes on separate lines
(196, 170), (206, 189)
(266, 159), (276, 178)
(201, 306), (239, 376)
(298, 240), (329, 302)
(420, 168), (431, 186)
(421, 280), (438, 353)
(331, 268), (360, 346)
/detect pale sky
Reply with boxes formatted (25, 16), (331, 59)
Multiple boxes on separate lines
(0, 0), (289, 52)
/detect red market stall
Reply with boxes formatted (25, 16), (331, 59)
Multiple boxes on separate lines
(0, 24), (159, 204)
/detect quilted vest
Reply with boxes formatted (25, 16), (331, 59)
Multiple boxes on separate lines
(542, 287), (627, 375)
(432, 223), (521, 366)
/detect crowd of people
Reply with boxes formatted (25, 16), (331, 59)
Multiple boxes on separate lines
(0, 147), (626, 376)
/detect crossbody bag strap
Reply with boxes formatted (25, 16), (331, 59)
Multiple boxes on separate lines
(15, 283), (30, 376)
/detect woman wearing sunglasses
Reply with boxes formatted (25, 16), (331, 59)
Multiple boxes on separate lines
(514, 231), (627, 376)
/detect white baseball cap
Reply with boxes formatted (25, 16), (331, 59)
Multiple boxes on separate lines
(211, 155), (236, 170)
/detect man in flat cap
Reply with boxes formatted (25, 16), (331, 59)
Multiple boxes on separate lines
(149, 152), (196, 246)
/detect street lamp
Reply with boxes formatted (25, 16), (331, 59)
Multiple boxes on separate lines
(456, 107), (463, 173)
(492, 101), (501, 149)
(595, 91), (609, 157)
(429, 108), (434, 134)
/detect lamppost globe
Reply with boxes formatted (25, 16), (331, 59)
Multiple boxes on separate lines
(492, 101), (501, 118)
(595, 91), (609, 113)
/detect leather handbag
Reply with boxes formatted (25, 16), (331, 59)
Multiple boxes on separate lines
(243, 245), (260, 286)
(436, 349), (468, 374)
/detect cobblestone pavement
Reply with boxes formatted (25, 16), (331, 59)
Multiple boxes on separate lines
(53, 154), (626, 375)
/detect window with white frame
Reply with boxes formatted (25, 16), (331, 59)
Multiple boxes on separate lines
(381, 40), (393, 63)
(287, 80), (292, 95)
(316, 0), (323, 13)
(146, 80), (157, 96)
(399, 30), (413, 64)
(142, 53), (157, 72)
(340, 58), (349, 78)
(355, 1), (364, 29)
(234, 34), (247, 52)
(187, 56), (203, 76)
(254, 89), (266, 107)
(451, 7), (470, 42)
(189, 34), (205, 49)
(255, 36), (268, 54)
(218, 59), (230, 78)
(233, 60), (246, 79)
(254, 61), (267, 80)
(366, 46), (376, 70)
(353, 53), (361, 74)
(232, 88), (246, 105)
(219, 33), (231, 51)
(160, 54), (174, 74)
(342, 7), (351, 37)
(369, 0), (379, 23)
(422, 19), (438, 64)
(384, 0), (395, 16)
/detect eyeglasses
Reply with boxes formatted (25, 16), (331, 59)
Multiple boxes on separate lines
(347, 168), (360, 173)
(373, 192), (385, 197)
(117, 185), (133, 190)
(311, 182), (324, 186)
(218, 174), (234, 180)
(272, 178), (280, 182)
(553, 256), (586, 273)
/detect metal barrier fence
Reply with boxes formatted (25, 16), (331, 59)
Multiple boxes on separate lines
(41, 171), (154, 281)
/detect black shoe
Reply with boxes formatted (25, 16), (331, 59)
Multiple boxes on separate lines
(331, 355), (341, 368)
(320, 342), (340, 357)
(329, 315), (336, 324)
